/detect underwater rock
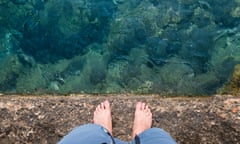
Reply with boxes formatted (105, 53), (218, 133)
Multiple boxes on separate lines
(220, 64), (240, 94)
(92, 1), (117, 17)
(178, 0), (195, 5)
(191, 72), (220, 95)
(81, 46), (109, 87)
(16, 0), (117, 63)
(18, 53), (36, 67)
(210, 26), (240, 81)
(137, 80), (153, 93)
(231, 6), (240, 18)
(112, 0), (125, 5)
(0, 30), (22, 59)
(49, 81), (60, 91)
(108, 1), (159, 55)
(159, 57), (194, 85)
(0, 55), (23, 92)
(10, 0), (27, 5)
(193, 6), (213, 28)
(0, 33), (12, 57)
(146, 37), (168, 65)
(179, 26), (215, 74)
(89, 69), (106, 86)
(0, 0), (8, 5)
(209, 0), (238, 27)
(231, 64), (240, 88)
(16, 65), (46, 93)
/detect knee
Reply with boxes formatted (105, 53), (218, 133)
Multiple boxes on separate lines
(148, 127), (173, 137)
(137, 128), (177, 144)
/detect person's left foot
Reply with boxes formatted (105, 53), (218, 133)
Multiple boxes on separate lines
(93, 100), (113, 135)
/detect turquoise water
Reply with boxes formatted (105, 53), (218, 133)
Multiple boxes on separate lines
(0, 0), (239, 95)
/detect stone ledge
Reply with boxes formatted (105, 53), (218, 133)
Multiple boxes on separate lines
(0, 94), (239, 144)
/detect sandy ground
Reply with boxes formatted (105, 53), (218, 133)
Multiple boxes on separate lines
(0, 94), (239, 144)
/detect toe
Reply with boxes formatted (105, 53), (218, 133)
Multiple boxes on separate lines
(144, 108), (148, 113)
(145, 105), (149, 110)
(100, 102), (104, 109)
(136, 102), (142, 110)
(147, 108), (151, 113)
(141, 103), (146, 110)
(96, 105), (101, 111)
(104, 100), (110, 109)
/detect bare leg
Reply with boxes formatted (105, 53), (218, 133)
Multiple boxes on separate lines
(93, 100), (113, 135)
(132, 102), (152, 139)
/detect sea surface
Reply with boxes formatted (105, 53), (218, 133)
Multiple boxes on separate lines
(0, 0), (239, 95)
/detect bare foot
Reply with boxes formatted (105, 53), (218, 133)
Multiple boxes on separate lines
(93, 100), (113, 135)
(132, 102), (152, 139)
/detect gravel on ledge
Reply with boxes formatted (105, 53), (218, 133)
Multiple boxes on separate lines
(0, 94), (239, 144)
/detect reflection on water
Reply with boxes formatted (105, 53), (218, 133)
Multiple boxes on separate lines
(0, 0), (240, 95)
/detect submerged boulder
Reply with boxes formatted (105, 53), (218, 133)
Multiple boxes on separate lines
(10, 0), (27, 5)
(221, 64), (240, 94)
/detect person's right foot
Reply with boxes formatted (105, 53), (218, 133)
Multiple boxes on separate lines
(93, 100), (113, 135)
(132, 102), (152, 139)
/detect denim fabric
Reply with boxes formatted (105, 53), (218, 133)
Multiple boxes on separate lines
(58, 124), (114, 144)
(58, 124), (176, 144)
(135, 128), (177, 144)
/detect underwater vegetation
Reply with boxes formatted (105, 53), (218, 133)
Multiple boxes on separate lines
(0, 0), (240, 95)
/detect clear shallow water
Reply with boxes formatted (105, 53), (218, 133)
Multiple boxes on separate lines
(0, 0), (239, 95)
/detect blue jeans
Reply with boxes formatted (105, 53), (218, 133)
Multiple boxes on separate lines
(58, 124), (177, 144)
